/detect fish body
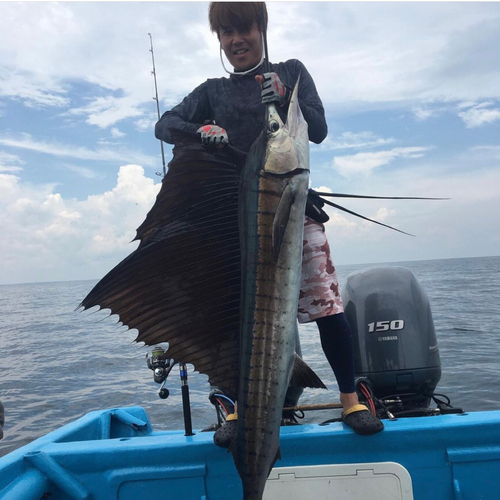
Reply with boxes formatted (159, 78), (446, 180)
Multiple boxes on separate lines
(235, 78), (310, 500)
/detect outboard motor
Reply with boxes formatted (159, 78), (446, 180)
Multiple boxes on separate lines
(342, 266), (441, 411)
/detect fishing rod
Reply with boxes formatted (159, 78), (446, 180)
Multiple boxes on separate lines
(148, 33), (167, 177)
(145, 348), (195, 437)
(261, 3), (271, 73)
(179, 363), (194, 436)
(147, 34), (195, 436)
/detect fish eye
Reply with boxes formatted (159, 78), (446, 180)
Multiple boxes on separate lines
(269, 120), (280, 132)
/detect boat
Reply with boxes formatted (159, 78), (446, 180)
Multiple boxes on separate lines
(2, 266), (500, 499)
(2, 405), (500, 500)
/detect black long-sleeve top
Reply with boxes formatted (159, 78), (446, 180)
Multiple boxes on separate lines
(155, 59), (327, 153)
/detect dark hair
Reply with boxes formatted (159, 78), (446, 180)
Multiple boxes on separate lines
(208, 2), (268, 39)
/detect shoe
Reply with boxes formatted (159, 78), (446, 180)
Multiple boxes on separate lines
(342, 404), (384, 436)
(200, 423), (218, 432)
(214, 413), (237, 448)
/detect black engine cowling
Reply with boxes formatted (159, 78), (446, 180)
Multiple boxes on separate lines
(342, 266), (441, 409)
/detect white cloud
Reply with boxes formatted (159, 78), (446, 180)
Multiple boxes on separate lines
(65, 164), (102, 180)
(457, 101), (478, 110)
(412, 100), (500, 125)
(0, 172), (21, 196)
(332, 147), (433, 177)
(318, 152), (500, 265)
(313, 185), (333, 194)
(111, 127), (126, 138)
(97, 139), (122, 147)
(66, 96), (144, 129)
(457, 102), (500, 128)
(0, 2), (223, 129)
(313, 132), (396, 152)
(135, 117), (157, 133)
(469, 145), (500, 156)
(1, 2), (500, 128)
(374, 207), (396, 222)
(325, 211), (357, 231)
(268, 2), (500, 106)
(0, 68), (70, 108)
(0, 166), (22, 173)
(0, 150), (25, 172)
(0, 133), (156, 167)
(0, 165), (160, 284)
(412, 107), (436, 121)
(1, 147), (498, 284)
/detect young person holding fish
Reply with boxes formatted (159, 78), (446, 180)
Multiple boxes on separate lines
(155, 2), (383, 443)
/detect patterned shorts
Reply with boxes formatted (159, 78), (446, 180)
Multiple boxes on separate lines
(297, 217), (344, 323)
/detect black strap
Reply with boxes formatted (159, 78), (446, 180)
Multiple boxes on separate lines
(305, 190), (329, 223)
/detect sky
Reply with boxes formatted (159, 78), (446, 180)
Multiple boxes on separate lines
(0, 1), (499, 285)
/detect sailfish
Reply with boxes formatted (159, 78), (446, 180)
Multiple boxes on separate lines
(81, 76), (325, 500)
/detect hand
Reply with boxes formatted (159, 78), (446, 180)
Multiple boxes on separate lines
(197, 124), (228, 147)
(258, 72), (290, 106)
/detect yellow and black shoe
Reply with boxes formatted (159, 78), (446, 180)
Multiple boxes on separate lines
(342, 404), (384, 436)
(214, 413), (237, 448)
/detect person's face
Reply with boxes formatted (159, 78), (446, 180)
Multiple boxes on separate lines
(219, 22), (263, 72)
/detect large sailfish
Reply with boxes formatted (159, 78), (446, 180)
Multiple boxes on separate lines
(80, 77), (325, 500)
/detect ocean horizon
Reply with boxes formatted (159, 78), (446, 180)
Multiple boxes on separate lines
(1, 254), (498, 287)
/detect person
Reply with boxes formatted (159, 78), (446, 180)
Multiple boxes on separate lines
(155, 2), (383, 441)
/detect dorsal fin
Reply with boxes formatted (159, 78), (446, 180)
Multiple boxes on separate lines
(80, 131), (245, 399)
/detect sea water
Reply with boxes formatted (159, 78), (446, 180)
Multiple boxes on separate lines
(1, 255), (499, 457)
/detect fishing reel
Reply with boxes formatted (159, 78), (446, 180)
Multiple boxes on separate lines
(146, 346), (174, 399)
(145, 348), (195, 436)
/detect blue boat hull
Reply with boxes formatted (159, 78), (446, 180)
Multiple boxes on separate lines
(1, 407), (500, 500)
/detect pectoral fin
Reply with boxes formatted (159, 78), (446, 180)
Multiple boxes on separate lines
(272, 183), (295, 262)
(290, 353), (327, 389)
(269, 447), (282, 474)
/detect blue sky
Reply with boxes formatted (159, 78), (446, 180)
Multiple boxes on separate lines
(0, 1), (499, 285)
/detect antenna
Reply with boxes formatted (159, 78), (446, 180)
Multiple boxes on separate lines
(148, 33), (167, 177)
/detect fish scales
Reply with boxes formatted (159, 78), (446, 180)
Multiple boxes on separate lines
(241, 176), (308, 500)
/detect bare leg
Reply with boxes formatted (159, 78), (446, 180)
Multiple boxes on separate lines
(340, 391), (359, 412)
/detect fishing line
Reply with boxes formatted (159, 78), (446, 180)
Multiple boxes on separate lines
(261, 2), (270, 73)
(219, 33), (265, 76)
(219, 4), (270, 75)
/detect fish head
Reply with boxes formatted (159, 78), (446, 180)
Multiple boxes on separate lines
(263, 75), (309, 176)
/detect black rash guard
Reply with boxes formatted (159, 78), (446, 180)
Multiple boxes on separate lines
(155, 59), (327, 153)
